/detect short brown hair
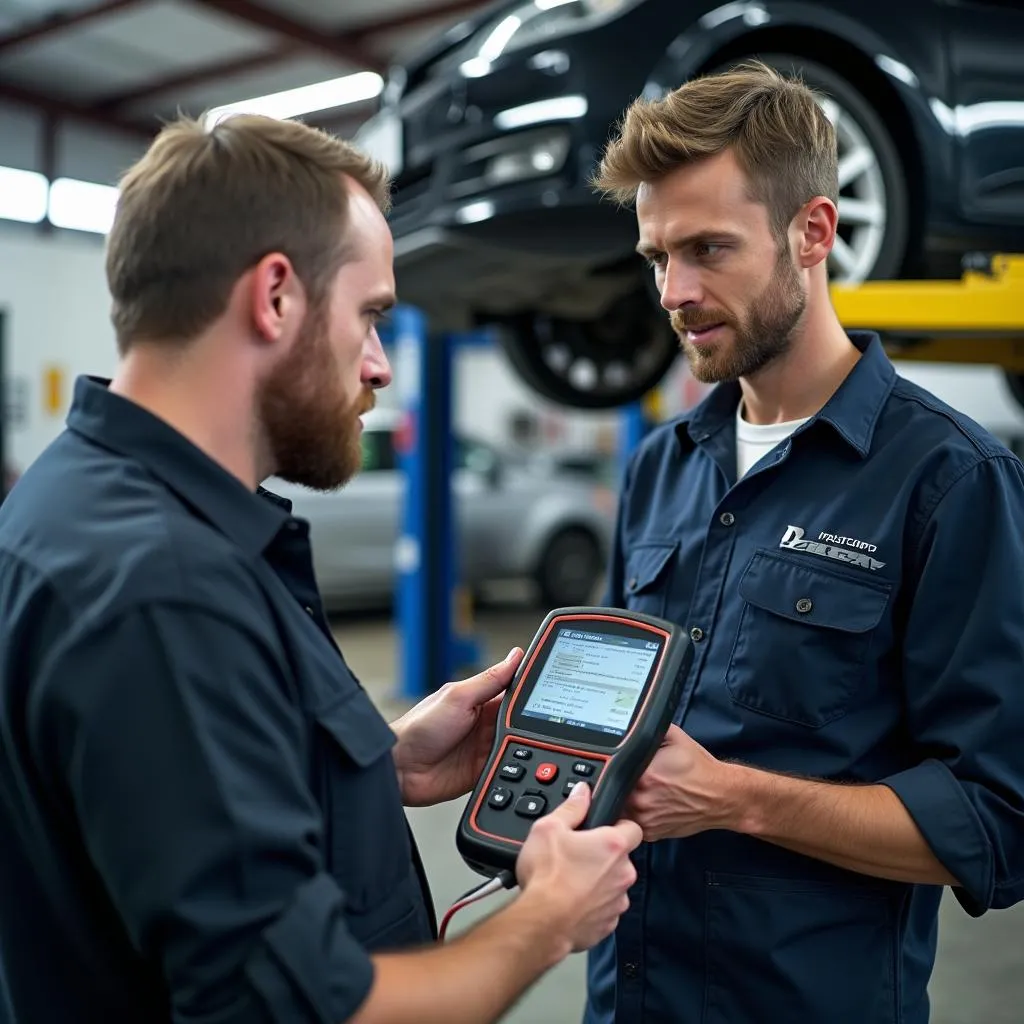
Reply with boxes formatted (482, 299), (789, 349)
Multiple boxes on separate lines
(591, 60), (838, 241)
(105, 113), (391, 353)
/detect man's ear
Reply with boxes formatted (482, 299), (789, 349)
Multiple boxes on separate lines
(249, 252), (305, 346)
(793, 196), (838, 270)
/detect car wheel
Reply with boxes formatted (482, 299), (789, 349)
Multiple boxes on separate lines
(536, 527), (604, 607)
(495, 285), (678, 410)
(713, 53), (910, 283)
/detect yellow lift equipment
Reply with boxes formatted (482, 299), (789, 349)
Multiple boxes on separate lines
(830, 253), (1024, 372)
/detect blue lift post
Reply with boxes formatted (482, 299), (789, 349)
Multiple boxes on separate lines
(388, 305), (483, 701)
(619, 397), (656, 479)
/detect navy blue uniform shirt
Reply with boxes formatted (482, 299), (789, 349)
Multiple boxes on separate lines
(0, 377), (436, 1023)
(585, 332), (1024, 1024)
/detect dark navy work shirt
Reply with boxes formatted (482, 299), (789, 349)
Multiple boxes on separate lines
(585, 333), (1024, 1024)
(0, 377), (435, 1023)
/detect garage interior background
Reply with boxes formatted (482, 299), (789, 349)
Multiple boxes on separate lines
(1, 1), (1024, 1022)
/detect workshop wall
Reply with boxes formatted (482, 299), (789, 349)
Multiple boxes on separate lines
(0, 227), (114, 471)
(0, 100), (146, 183)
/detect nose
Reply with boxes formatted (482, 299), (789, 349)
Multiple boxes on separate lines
(363, 328), (393, 390)
(659, 259), (704, 312)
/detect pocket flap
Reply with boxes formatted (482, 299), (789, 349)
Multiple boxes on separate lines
(738, 550), (890, 633)
(625, 542), (678, 596)
(315, 686), (396, 767)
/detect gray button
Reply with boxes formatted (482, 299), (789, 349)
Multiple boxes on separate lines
(628, 576), (638, 591)
(304, 606), (315, 616)
(719, 512), (735, 526)
(690, 626), (705, 642)
(796, 598), (813, 614)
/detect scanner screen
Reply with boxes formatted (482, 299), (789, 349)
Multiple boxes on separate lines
(521, 627), (660, 738)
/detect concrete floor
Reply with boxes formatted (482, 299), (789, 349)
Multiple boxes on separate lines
(333, 605), (1024, 1024)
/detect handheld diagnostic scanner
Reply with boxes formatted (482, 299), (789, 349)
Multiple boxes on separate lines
(456, 606), (692, 879)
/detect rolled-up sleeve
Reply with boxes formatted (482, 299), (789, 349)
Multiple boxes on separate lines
(29, 602), (374, 1023)
(882, 453), (1024, 916)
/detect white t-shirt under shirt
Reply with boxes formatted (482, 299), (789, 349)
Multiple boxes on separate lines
(735, 400), (810, 478)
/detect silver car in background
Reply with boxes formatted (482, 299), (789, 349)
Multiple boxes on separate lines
(268, 409), (618, 611)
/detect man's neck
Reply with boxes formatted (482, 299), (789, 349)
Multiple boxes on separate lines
(738, 309), (860, 426)
(109, 342), (262, 490)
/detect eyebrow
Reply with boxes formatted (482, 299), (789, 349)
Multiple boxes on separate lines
(635, 230), (744, 259)
(365, 293), (397, 311)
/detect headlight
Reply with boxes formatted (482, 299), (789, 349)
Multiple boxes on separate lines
(460, 0), (644, 73)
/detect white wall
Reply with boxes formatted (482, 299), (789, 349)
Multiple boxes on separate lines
(453, 346), (620, 454)
(892, 362), (1024, 440)
(0, 226), (117, 471)
(0, 99), (147, 183)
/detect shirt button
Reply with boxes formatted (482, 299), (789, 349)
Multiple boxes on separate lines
(304, 605), (315, 616)
(690, 626), (705, 642)
(623, 961), (639, 979)
(719, 512), (735, 526)
(796, 598), (813, 614)
(628, 576), (639, 591)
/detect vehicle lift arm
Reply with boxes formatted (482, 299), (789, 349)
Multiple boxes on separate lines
(830, 253), (1024, 370)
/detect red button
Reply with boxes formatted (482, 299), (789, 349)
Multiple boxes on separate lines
(535, 762), (558, 784)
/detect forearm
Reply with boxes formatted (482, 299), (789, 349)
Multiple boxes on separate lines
(725, 763), (959, 886)
(351, 891), (568, 1024)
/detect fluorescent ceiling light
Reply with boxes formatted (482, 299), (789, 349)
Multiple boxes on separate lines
(204, 71), (384, 128)
(0, 166), (49, 224)
(48, 178), (119, 235)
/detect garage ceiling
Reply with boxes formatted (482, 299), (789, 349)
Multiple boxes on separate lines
(0, 0), (494, 143)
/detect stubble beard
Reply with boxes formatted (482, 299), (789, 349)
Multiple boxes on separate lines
(670, 247), (808, 385)
(258, 307), (374, 492)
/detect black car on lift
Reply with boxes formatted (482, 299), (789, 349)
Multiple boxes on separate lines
(358, 0), (1024, 409)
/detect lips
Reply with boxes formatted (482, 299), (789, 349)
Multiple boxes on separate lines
(684, 322), (726, 344)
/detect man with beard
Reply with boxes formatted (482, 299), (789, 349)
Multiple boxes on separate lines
(0, 113), (643, 1024)
(583, 61), (1024, 1024)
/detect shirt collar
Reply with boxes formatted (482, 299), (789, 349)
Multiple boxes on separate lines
(66, 375), (292, 554)
(675, 331), (894, 458)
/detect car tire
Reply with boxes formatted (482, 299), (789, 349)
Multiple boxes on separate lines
(494, 286), (678, 410)
(535, 527), (604, 607)
(712, 52), (910, 283)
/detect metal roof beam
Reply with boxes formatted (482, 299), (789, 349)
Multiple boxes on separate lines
(0, 0), (145, 57)
(92, 42), (299, 110)
(87, 0), (492, 115)
(188, 0), (385, 72)
(0, 79), (154, 139)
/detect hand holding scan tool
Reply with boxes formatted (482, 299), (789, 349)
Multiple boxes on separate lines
(456, 606), (692, 878)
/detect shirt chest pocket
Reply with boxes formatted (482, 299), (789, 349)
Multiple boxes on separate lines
(312, 686), (413, 918)
(725, 551), (891, 728)
(623, 541), (678, 619)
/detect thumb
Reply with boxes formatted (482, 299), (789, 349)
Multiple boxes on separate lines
(551, 780), (591, 827)
(457, 647), (524, 706)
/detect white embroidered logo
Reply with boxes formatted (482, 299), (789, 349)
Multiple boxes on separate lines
(780, 525), (886, 572)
